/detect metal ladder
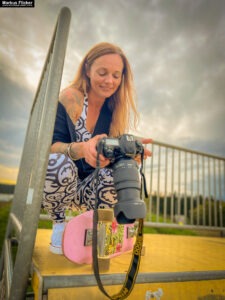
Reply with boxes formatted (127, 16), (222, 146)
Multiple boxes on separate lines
(0, 7), (71, 299)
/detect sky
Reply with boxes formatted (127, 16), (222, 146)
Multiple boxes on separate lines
(0, 0), (225, 183)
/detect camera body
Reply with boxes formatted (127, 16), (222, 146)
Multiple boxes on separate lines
(97, 134), (146, 224)
(97, 134), (143, 161)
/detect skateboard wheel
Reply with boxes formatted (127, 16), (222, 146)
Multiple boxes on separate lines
(98, 209), (114, 222)
(98, 257), (110, 272)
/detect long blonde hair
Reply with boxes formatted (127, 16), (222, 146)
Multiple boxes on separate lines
(71, 42), (139, 137)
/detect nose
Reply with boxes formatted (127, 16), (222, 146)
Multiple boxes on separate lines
(104, 74), (113, 84)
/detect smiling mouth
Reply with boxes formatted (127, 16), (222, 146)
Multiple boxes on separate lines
(100, 85), (113, 90)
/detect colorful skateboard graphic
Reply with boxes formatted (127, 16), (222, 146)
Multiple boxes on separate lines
(63, 209), (136, 265)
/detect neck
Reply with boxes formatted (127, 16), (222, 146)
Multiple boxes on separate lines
(88, 91), (105, 109)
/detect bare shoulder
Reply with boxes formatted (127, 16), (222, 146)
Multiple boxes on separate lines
(59, 87), (83, 106)
(59, 87), (83, 123)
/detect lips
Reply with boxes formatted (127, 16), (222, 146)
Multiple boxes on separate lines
(100, 86), (113, 92)
(100, 85), (112, 89)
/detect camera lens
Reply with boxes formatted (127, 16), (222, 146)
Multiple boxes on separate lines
(112, 158), (146, 224)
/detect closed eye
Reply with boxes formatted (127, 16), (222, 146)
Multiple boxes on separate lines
(97, 69), (122, 79)
(113, 73), (121, 79)
(97, 69), (107, 76)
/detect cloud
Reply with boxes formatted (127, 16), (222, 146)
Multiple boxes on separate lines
(0, 164), (18, 183)
(131, 0), (225, 156)
(0, 8), (53, 91)
(0, 71), (32, 173)
(0, 0), (225, 182)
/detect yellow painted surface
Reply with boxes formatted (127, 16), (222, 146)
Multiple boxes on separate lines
(48, 280), (225, 300)
(32, 229), (225, 299)
(33, 229), (225, 274)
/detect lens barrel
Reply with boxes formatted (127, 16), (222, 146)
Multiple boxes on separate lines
(112, 158), (146, 224)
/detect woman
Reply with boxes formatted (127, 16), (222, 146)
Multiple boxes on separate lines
(42, 42), (151, 254)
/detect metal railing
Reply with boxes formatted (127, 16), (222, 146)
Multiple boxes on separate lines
(0, 7), (71, 300)
(144, 140), (225, 232)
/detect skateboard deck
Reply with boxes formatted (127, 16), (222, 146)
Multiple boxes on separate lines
(62, 210), (135, 264)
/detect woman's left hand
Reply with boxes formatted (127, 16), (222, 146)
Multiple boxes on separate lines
(135, 138), (152, 164)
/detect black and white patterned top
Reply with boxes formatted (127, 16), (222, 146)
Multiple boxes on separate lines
(75, 95), (92, 142)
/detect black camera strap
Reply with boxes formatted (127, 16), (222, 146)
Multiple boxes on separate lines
(92, 152), (144, 300)
(140, 151), (149, 199)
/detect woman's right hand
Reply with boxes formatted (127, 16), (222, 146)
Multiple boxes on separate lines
(82, 134), (111, 168)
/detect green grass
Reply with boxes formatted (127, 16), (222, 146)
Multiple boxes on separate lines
(143, 226), (197, 236)
(0, 201), (11, 253)
(144, 212), (197, 235)
(38, 219), (52, 229)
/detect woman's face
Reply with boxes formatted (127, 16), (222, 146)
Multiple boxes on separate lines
(87, 54), (124, 100)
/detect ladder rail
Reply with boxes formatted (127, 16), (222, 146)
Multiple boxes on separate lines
(0, 7), (71, 300)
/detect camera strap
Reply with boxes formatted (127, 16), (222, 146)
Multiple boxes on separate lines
(92, 153), (144, 300)
(140, 151), (149, 199)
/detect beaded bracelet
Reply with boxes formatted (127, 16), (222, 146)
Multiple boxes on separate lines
(66, 142), (78, 161)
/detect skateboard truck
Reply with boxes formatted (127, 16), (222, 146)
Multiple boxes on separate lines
(84, 229), (93, 247)
(95, 209), (114, 272)
(127, 226), (136, 238)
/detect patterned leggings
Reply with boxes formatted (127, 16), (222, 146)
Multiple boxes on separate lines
(42, 153), (117, 223)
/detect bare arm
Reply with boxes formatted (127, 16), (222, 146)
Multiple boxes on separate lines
(50, 141), (84, 160)
(51, 135), (109, 168)
(51, 87), (110, 168)
(50, 87), (84, 154)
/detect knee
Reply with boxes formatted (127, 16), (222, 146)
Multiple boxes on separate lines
(98, 168), (114, 185)
(48, 153), (74, 168)
(47, 153), (77, 174)
(44, 153), (78, 192)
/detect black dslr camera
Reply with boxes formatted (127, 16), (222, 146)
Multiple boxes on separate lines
(97, 134), (147, 224)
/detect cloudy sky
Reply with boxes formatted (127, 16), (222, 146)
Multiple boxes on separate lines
(0, 0), (225, 183)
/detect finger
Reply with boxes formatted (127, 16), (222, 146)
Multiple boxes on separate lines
(141, 138), (153, 144)
(100, 160), (110, 168)
(95, 134), (107, 142)
(92, 154), (110, 168)
(144, 149), (152, 157)
(98, 154), (109, 162)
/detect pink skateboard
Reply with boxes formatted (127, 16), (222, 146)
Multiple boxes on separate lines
(62, 209), (135, 265)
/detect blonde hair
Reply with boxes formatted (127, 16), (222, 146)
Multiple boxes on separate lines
(70, 42), (139, 137)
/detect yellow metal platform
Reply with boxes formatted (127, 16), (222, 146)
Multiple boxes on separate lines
(32, 229), (225, 299)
